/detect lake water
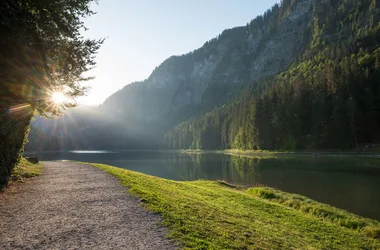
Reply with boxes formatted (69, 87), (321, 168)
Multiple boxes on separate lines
(25, 150), (380, 221)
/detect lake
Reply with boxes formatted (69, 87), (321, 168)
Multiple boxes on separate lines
(25, 150), (380, 221)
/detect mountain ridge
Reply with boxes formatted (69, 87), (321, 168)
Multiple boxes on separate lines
(26, 0), (380, 151)
(99, 0), (313, 122)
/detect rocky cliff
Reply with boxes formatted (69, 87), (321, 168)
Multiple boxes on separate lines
(100, 0), (315, 122)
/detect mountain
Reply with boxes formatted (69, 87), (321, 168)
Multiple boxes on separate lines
(26, 0), (380, 151)
(166, 0), (380, 150)
(100, 0), (313, 121)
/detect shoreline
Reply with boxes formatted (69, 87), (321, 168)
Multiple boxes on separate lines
(24, 148), (380, 158)
(183, 149), (380, 158)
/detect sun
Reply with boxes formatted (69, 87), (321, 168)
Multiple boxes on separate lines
(52, 92), (66, 104)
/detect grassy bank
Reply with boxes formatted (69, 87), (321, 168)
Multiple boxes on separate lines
(1, 158), (43, 191)
(10, 158), (43, 182)
(89, 163), (380, 249)
(183, 148), (380, 158)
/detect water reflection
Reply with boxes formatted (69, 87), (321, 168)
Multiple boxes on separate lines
(25, 150), (380, 220)
(70, 150), (116, 154)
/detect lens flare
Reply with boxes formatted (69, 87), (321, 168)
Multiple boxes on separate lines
(52, 92), (66, 104)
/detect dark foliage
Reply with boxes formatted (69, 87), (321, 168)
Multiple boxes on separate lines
(0, 0), (102, 187)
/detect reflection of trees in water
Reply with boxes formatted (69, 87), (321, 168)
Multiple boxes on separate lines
(162, 153), (380, 191)
(163, 153), (204, 180)
(158, 154), (380, 186)
(229, 156), (260, 185)
(163, 154), (262, 185)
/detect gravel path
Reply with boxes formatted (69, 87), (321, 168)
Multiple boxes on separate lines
(0, 161), (175, 250)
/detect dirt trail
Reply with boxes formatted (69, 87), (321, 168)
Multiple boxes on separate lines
(0, 161), (175, 250)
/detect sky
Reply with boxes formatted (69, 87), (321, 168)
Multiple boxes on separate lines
(79, 0), (280, 105)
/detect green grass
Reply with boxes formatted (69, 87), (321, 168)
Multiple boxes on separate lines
(89, 163), (380, 249)
(247, 187), (380, 235)
(10, 158), (43, 182)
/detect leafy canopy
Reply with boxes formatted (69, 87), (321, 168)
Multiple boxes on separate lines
(0, 0), (103, 116)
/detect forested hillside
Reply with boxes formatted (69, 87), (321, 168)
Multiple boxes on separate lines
(26, 0), (380, 152)
(27, 0), (315, 151)
(166, 0), (380, 150)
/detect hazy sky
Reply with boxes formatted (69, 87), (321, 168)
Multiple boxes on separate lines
(80, 0), (280, 105)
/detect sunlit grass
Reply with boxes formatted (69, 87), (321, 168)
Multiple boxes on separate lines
(10, 158), (43, 182)
(247, 187), (380, 236)
(88, 162), (380, 249)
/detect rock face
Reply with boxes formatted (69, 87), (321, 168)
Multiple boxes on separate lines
(26, 0), (322, 151)
(101, 0), (314, 122)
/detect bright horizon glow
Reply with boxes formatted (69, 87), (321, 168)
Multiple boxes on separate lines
(79, 1), (280, 106)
